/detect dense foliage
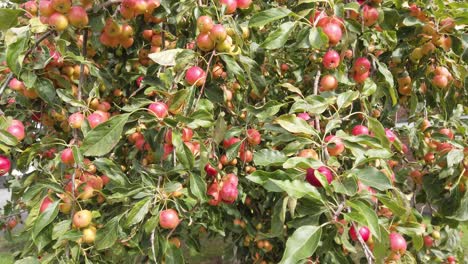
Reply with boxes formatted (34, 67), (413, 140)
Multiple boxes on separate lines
(0, 0), (467, 263)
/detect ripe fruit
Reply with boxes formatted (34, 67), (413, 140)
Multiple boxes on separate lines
(181, 128), (194, 142)
(204, 164), (218, 177)
(352, 125), (369, 136)
(236, 0), (252, 9)
(325, 135), (345, 156)
(48, 12), (69, 31)
(389, 232), (407, 254)
(69, 112), (84, 128)
(423, 235), (433, 248)
(82, 226), (96, 244)
(207, 181), (221, 206)
(385, 129), (397, 142)
(353, 71), (370, 83)
(209, 24), (227, 43)
(51, 0), (71, 13)
(73, 210), (92, 228)
(61, 148), (75, 165)
(185, 66), (206, 87)
(7, 124), (25, 141)
(298, 149), (319, 160)
(39, 0), (55, 17)
(439, 128), (454, 140)
(362, 5), (379, 26)
(306, 166), (333, 187)
(159, 209), (180, 229)
(349, 225), (371, 242)
(322, 50), (340, 69)
(246, 129), (261, 146)
(148, 102), (169, 119)
(196, 32), (215, 51)
(8, 78), (25, 91)
(40, 196), (53, 213)
(68, 6), (88, 28)
(321, 22), (342, 45)
(0, 155), (11, 176)
(320, 75), (338, 91)
(353, 57), (371, 74)
(197, 16), (213, 33)
(220, 181), (238, 203)
(432, 75), (448, 89)
(87, 113), (106, 129)
(219, 0), (237, 14)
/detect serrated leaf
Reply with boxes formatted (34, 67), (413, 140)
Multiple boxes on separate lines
(81, 114), (130, 156)
(309, 27), (328, 49)
(279, 225), (322, 264)
(189, 172), (207, 201)
(93, 158), (128, 186)
(353, 167), (393, 191)
(33, 201), (59, 239)
(276, 114), (318, 135)
(337, 91), (359, 109)
(253, 149), (287, 166)
(261, 22), (295, 49)
(125, 198), (151, 227)
(96, 216), (120, 250)
(249, 8), (292, 28)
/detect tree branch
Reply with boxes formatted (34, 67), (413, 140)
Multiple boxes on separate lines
(313, 69), (321, 132)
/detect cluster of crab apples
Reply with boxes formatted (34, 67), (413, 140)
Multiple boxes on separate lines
(33, 0), (90, 31)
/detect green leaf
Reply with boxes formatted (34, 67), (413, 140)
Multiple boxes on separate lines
(268, 179), (321, 200)
(279, 225), (322, 264)
(96, 216), (120, 250)
(309, 27), (328, 49)
(14, 257), (40, 264)
(35, 78), (56, 105)
(0, 130), (18, 146)
(337, 91), (359, 109)
(220, 55), (243, 77)
(245, 101), (286, 121)
(6, 36), (27, 74)
(33, 201), (59, 239)
(212, 115), (227, 144)
(447, 149), (464, 168)
(125, 198), (151, 227)
(347, 200), (380, 241)
(261, 22), (296, 49)
(148, 48), (186, 66)
(253, 149), (287, 166)
(368, 117), (391, 148)
(0, 9), (24, 31)
(276, 114), (318, 135)
(362, 78), (377, 96)
(93, 158), (128, 186)
(81, 113), (130, 156)
(169, 89), (189, 113)
(165, 244), (185, 264)
(353, 167), (393, 191)
(172, 130), (195, 169)
(249, 8), (292, 27)
(376, 61), (397, 105)
(189, 172), (207, 201)
(283, 157), (323, 169)
(52, 220), (71, 240)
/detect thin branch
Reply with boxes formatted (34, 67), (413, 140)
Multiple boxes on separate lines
(313, 69), (321, 132)
(0, 73), (14, 97)
(194, 50), (216, 109)
(351, 220), (375, 263)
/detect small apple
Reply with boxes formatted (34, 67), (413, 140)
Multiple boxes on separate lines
(159, 209), (180, 229)
(0, 155), (11, 176)
(196, 32), (215, 51)
(389, 232), (407, 254)
(48, 12), (69, 31)
(197, 16), (214, 33)
(352, 125), (369, 136)
(61, 148), (75, 165)
(322, 50), (340, 69)
(219, 0), (237, 14)
(68, 6), (88, 28)
(82, 226), (96, 244)
(246, 129), (261, 146)
(185, 66), (206, 87)
(325, 135), (345, 156)
(320, 75), (338, 91)
(148, 102), (169, 119)
(306, 166), (333, 187)
(40, 196), (54, 213)
(349, 225), (371, 242)
(73, 210), (92, 228)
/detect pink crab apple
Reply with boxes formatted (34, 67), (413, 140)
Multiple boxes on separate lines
(352, 125), (369, 136)
(87, 113), (106, 129)
(322, 50), (340, 69)
(159, 209), (180, 229)
(246, 129), (261, 146)
(39, 196), (53, 213)
(320, 75), (338, 91)
(196, 32), (215, 51)
(68, 6), (88, 28)
(7, 122), (25, 141)
(362, 5), (379, 26)
(325, 135), (345, 156)
(197, 16), (214, 33)
(148, 102), (169, 119)
(389, 232), (407, 254)
(353, 57), (371, 74)
(204, 164), (218, 177)
(385, 129), (397, 142)
(209, 24), (228, 43)
(219, 0), (237, 14)
(0, 155), (11, 176)
(236, 0), (252, 9)
(69, 112), (84, 128)
(306, 166), (333, 187)
(321, 22), (342, 45)
(185, 66), (206, 87)
(349, 225), (371, 242)
(61, 148), (75, 165)
(8, 78), (26, 91)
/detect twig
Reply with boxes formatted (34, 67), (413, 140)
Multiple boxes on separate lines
(0, 73), (14, 97)
(351, 220), (374, 263)
(193, 50), (216, 109)
(0, 210), (27, 220)
(333, 201), (345, 219)
(151, 229), (157, 263)
(78, 29), (88, 102)
(313, 69), (321, 131)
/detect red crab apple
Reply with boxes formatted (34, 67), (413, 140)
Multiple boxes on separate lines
(349, 225), (371, 242)
(423, 235), (433, 248)
(8, 78), (25, 91)
(219, 0), (237, 14)
(321, 22), (342, 45)
(385, 129), (397, 142)
(68, 6), (88, 28)
(159, 209), (180, 229)
(204, 164), (218, 177)
(236, 0), (252, 9)
(40, 196), (53, 213)
(389, 232), (407, 254)
(447, 256), (456, 263)
(320, 74), (338, 91)
(61, 148), (74, 165)
(220, 182), (238, 203)
(247, 129), (261, 146)
(39, 0), (55, 17)
(325, 135), (345, 156)
(87, 113), (106, 129)
(181, 128), (194, 142)
(73, 210), (92, 228)
(322, 50), (340, 69)
(207, 181), (220, 206)
(148, 102), (168, 119)
(223, 137), (241, 149)
(362, 5), (379, 26)
(353, 57), (371, 74)
(185, 66), (206, 87)
(209, 24), (227, 43)
(306, 166), (333, 187)
(0, 155), (11, 176)
(353, 71), (370, 83)
(432, 75), (448, 89)
(352, 125), (369, 136)
(439, 128), (454, 140)
(197, 16), (214, 33)
(196, 32), (215, 51)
